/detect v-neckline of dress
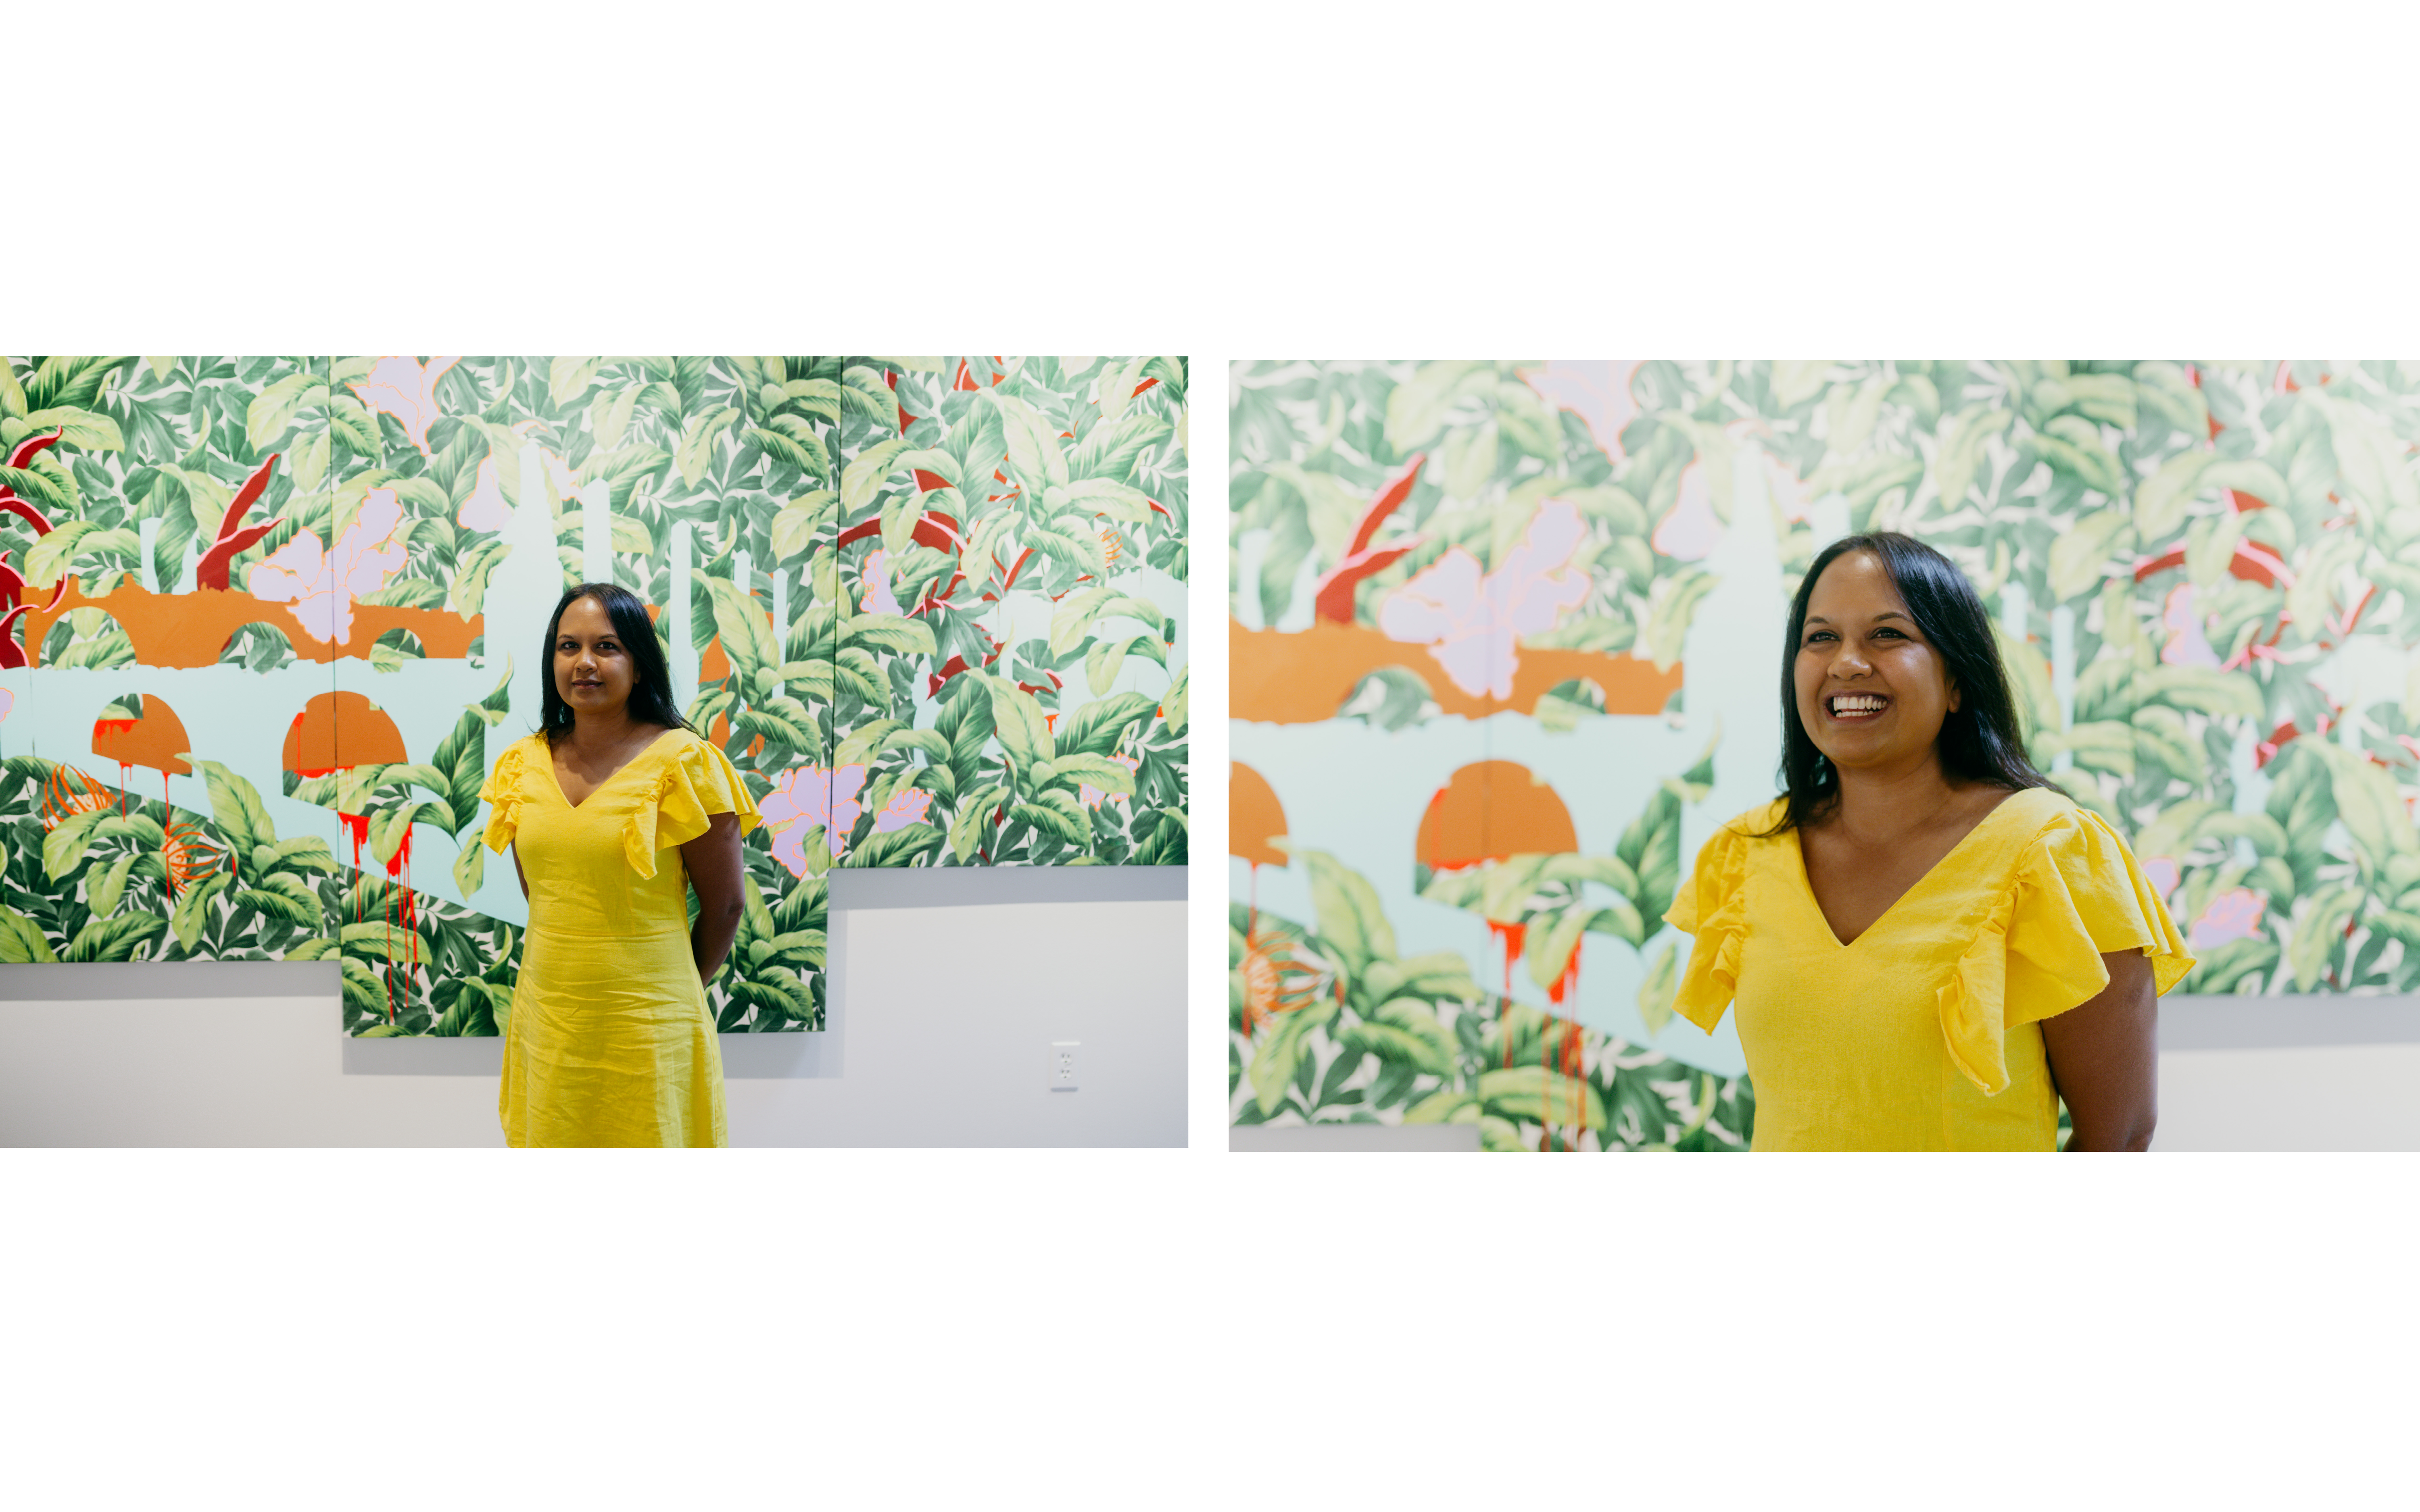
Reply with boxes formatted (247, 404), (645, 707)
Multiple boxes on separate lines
(544, 729), (681, 811)
(1789, 788), (2033, 950)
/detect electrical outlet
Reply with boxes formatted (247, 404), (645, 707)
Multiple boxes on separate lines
(1048, 1041), (1080, 1091)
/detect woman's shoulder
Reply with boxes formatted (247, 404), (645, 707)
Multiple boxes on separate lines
(635, 725), (755, 795)
(1992, 783), (2097, 850)
(1712, 798), (1791, 843)
(640, 725), (725, 770)
(494, 732), (551, 773)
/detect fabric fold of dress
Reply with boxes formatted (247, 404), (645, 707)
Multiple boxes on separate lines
(478, 729), (763, 1148)
(1663, 787), (2193, 1151)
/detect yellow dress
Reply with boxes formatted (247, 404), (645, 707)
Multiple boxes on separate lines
(1664, 788), (2193, 1151)
(478, 728), (762, 1148)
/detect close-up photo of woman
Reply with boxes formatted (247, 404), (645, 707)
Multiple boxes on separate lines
(1664, 532), (2188, 1151)
(1231, 360), (2420, 1155)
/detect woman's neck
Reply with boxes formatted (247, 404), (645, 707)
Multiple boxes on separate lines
(1826, 748), (1963, 841)
(565, 706), (650, 752)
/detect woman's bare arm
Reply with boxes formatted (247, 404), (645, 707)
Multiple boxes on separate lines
(2041, 949), (2158, 1151)
(511, 842), (527, 899)
(678, 810), (748, 985)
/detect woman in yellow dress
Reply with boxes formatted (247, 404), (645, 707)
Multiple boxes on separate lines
(478, 582), (761, 1147)
(1666, 533), (2191, 1151)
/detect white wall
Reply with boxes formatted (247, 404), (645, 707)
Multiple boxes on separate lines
(2154, 1043), (2420, 1151)
(0, 875), (1185, 1148)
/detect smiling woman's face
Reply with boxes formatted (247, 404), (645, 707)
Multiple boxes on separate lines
(1794, 550), (1959, 775)
(553, 595), (637, 722)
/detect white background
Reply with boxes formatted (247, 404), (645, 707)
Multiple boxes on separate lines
(10, 2), (2420, 1508)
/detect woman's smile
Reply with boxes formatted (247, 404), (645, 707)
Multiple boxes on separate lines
(1823, 689), (1891, 724)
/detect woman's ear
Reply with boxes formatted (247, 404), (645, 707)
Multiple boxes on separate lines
(1947, 678), (1963, 714)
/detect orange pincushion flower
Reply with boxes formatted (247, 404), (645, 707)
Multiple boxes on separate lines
(1239, 914), (1329, 1038)
(42, 764), (115, 829)
(161, 815), (224, 899)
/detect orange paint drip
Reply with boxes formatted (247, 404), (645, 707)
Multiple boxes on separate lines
(1545, 941), (1580, 1006)
(1563, 1020), (1588, 1151)
(1487, 920), (1525, 1070)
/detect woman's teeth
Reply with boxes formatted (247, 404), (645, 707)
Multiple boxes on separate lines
(1829, 694), (1886, 718)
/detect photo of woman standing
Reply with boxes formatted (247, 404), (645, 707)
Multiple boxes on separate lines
(479, 583), (762, 1148)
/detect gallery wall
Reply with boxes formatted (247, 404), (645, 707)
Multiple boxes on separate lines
(0, 356), (1189, 1044)
(1230, 360), (2420, 1150)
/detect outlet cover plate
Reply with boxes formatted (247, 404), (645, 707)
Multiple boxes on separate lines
(1049, 1041), (1080, 1091)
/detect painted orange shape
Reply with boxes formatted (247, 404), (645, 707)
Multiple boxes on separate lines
(1417, 760), (1577, 871)
(91, 695), (194, 777)
(20, 581), (480, 671)
(284, 691), (407, 777)
(1229, 619), (1680, 726)
(1230, 763), (1289, 867)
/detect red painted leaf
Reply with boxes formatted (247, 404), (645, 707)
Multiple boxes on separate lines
(5, 428), (63, 471)
(195, 522), (277, 591)
(1347, 452), (1426, 557)
(217, 452), (280, 543)
(0, 492), (57, 536)
(1312, 539), (1425, 624)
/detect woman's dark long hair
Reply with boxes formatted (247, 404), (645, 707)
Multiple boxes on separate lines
(1765, 531), (2053, 833)
(538, 582), (694, 748)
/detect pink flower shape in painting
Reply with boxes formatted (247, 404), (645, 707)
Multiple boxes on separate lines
(872, 785), (934, 832)
(459, 433), (578, 534)
(348, 356), (460, 456)
(758, 764), (870, 877)
(1523, 361), (1644, 463)
(1651, 462), (1721, 561)
(2161, 583), (2220, 668)
(1378, 499), (1590, 701)
(1080, 753), (1141, 810)
(2189, 888), (2266, 951)
(860, 549), (905, 616)
(1759, 448), (1813, 524)
(0, 688), (13, 722)
(2142, 856), (2181, 900)
(245, 489), (410, 644)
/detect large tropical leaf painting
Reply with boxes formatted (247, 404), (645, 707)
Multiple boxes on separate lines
(1232, 360), (2420, 1149)
(0, 356), (1188, 1036)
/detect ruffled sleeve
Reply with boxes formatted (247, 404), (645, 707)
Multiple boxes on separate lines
(1662, 810), (1767, 1033)
(1936, 803), (2196, 1095)
(622, 733), (763, 878)
(478, 737), (538, 854)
